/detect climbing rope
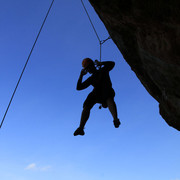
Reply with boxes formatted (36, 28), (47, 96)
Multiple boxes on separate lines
(0, 0), (55, 129)
(80, 0), (111, 62)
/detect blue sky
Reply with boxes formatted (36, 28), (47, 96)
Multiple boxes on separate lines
(0, 0), (180, 180)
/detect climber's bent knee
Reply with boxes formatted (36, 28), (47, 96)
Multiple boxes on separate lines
(83, 105), (93, 112)
(83, 92), (96, 109)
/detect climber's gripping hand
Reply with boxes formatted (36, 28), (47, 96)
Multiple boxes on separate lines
(94, 60), (102, 67)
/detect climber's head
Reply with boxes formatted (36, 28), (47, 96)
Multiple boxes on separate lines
(82, 58), (96, 74)
(82, 58), (94, 68)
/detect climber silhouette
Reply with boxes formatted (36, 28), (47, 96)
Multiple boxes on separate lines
(74, 58), (120, 136)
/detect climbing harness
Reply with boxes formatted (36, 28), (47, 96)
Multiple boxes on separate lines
(80, 0), (111, 62)
(0, 0), (55, 129)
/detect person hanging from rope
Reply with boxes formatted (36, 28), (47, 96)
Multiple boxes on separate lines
(74, 58), (120, 136)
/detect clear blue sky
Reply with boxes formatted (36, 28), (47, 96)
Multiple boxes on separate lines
(0, 0), (180, 180)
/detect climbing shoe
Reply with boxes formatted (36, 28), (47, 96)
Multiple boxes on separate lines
(113, 119), (121, 128)
(73, 127), (85, 136)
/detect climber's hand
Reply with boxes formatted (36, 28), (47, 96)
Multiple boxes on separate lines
(80, 69), (87, 76)
(94, 60), (102, 67)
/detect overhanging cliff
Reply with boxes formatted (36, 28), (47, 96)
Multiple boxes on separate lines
(89, 0), (180, 131)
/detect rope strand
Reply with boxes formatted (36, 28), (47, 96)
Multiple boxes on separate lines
(80, 0), (111, 62)
(0, 0), (55, 129)
(80, 0), (101, 43)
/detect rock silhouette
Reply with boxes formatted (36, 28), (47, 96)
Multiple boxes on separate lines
(89, 0), (180, 131)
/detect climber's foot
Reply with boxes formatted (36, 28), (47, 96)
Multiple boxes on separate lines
(113, 118), (121, 128)
(74, 127), (85, 136)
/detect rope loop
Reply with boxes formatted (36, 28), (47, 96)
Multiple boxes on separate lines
(100, 36), (111, 45)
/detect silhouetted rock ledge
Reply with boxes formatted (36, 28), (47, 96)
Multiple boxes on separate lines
(89, 0), (180, 131)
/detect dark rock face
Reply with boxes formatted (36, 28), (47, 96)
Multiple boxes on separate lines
(89, 0), (180, 131)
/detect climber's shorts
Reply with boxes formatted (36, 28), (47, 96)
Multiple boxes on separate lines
(83, 88), (115, 109)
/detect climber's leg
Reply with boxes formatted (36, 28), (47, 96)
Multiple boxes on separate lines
(74, 106), (92, 136)
(106, 97), (120, 128)
(80, 106), (91, 128)
(74, 92), (96, 136)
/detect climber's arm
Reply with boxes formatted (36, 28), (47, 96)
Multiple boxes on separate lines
(76, 70), (91, 90)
